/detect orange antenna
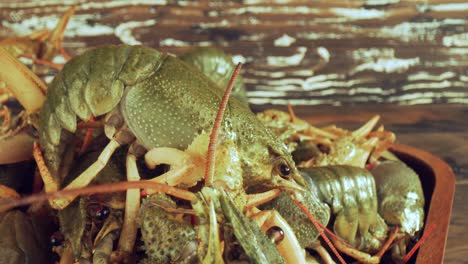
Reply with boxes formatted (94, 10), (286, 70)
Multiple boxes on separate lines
(376, 226), (399, 258)
(20, 54), (63, 70)
(0, 180), (197, 213)
(79, 115), (96, 155)
(293, 199), (346, 264)
(287, 103), (296, 122)
(204, 63), (242, 185)
(403, 223), (436, 263)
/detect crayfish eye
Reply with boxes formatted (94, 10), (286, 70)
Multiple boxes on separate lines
(95, 206), (110, 220)
(50, 232), (64, 247)
(275, 159), (291, 179)
(266, 226), (285, 244)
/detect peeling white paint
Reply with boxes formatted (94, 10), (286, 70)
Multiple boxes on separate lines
(1, 14), (114, 37)
(159, 38), (190, 47)
(402, 81), (467, 91)
(247, 70), (285, 78)
(240, 33), (266, 42)
(0, 1), (76, 8)
(291, 69), (315, 76)
(0, 0), (167, 9)
(247, 91), (287, 97)
(158, 38), (212, 47)
(389, 91), (468, 103)
(274, 34), (296, 47)
(244, 0), (301, 4)
(408, 71), (456, 82)
(115, 19), (157, 45)
(248, 97), (337, 106)
(224, 6), (319, 15)
(401, 98), (435, 105)
(80, 1), (167, 10)
(352, 48), (394, 61)
(430, 3), (468, 12)
(252, 84), (299, 91)
(317, 46), (330, 62)
(199, 19), (231, 29)
(352, 48), (420, 74)
(358, 57), (419, 73)
(443, 33), (468, 47)
(379, 20), (465, 42)
(266, 47), (307, 67)
(303, 79), (370, 91)
(448, 98), (468, 104)
(364, 0), (400, 6)
(330, 8), (386, 20)
(265, 78), (305, 87)
(460, 75), (468, 82)
(304, 74), (342, 83)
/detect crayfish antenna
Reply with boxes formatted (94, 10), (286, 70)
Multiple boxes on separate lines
(287, 103), (297, 122)
(293, 199), (346, 264)
(33, 142), (59, 193)
(376, 226), (400, 258)
(19, 55), (64, 70)
(204, 63), (242, 185)
(403, 223), (436, 263)
(0, 180), (197, 213)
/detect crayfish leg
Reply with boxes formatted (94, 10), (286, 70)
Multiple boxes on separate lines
(202, 198), (224, 263)
(116, 152), (141, 257)
(0, 185), (20, 199)
(351, 115), (380, 140)
(41, 4), (76, 61)
(0, 47), (46, 114)
(331, 237), (379, 264)
(331, 227), (399, 264)
(144, 146), (204, 191)
(94, 232), (118, 264)
(94, 214), (121, 247)
(245, 189), (281, 210)
(51, 138), (121, 209)
(313, 244), (338, 264)
(52, 124), (134, 209)
(33, 142), (59, 193)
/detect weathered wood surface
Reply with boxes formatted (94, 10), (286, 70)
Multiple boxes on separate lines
(1, 1), (467, 263)
(1, 0), (467, 106)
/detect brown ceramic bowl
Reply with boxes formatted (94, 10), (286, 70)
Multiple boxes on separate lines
(391, 144), (455, 263)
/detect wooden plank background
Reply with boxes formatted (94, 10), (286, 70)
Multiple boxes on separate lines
(1, 1), (467, 263)
(1, 0), (467, 106)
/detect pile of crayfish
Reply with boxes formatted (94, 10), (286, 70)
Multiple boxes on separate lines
(0, 7), (430, 264)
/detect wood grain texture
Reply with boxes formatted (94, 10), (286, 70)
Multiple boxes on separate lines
(0, 1), (467, 263)
(0, 0), (467, 106)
